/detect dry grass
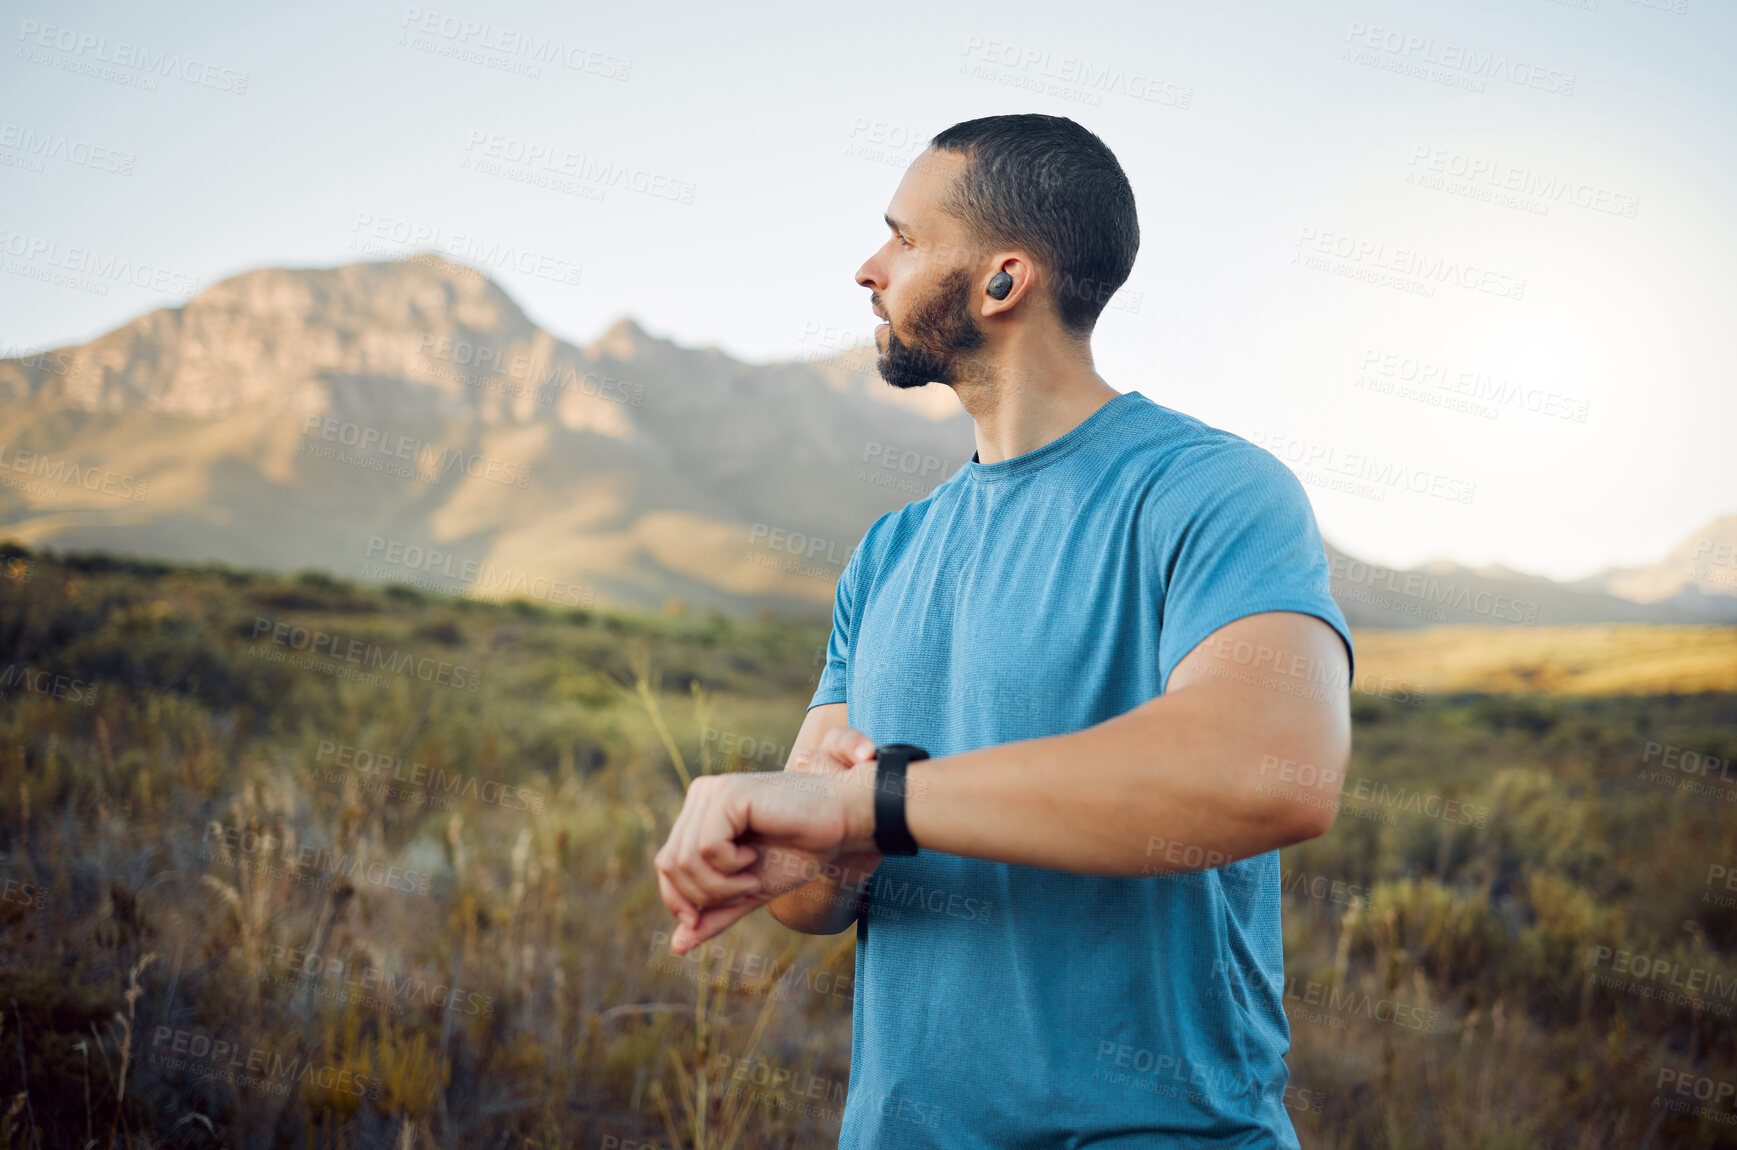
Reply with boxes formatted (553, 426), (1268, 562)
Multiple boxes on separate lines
(1351, 624), (1737, 695)
(0, 547), (1734, 1147)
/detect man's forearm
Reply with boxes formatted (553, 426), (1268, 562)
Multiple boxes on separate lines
(655, 612), (1350, 952)
(765, 849), (875, 934)
(895, 679), (1348, 877)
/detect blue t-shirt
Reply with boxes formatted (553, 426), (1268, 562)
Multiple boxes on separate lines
(808, 389), (1354, 1149)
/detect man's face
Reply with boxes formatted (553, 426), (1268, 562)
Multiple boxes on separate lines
(856, 150), (987, 390)
(872, 267), (984, 390)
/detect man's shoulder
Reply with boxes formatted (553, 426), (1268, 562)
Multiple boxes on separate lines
(861, 459), (971, 541)
(1113, 396), (1296, 491)
(844, 476), (956, 578)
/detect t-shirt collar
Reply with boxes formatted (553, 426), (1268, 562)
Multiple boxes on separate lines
(963, 391), (1137, 483)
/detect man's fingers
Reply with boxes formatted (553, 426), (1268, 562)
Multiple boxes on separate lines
(819, 729), (882, 774)
(660, 807), (714, 922)
(665, 833), (717, 915)
(702, 839), (758, 875)
(788, 746), (848, 777)
(671, 784), (762, 906)
(670, 898), (763, 955)
(788, 729), (873, 781)
(654, 861), (699, 930)
(821, 726), (877, 768)
(657, 766), (860, 943)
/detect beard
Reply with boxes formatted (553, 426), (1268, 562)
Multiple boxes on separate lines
(875, 267), (986, 390)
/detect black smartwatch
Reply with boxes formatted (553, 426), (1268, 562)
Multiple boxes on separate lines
(872, 743), (929, 856)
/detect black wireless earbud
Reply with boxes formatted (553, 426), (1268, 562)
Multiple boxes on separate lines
(987, 270), (1013, 300)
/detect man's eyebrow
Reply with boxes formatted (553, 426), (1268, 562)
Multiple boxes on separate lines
(884, 214), (911, 235)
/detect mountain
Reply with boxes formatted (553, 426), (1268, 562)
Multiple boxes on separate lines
(1324, 517), (1737, 629)
(1, 254), (1731, 627)
(1324, 531), (1737, 630)
(0, 255), (974, 617)
(1564, 515), (1737, 617)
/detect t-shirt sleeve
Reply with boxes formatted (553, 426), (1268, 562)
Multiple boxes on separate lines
(1152, 441), (1355, 696)
(808, 518), (875, 711)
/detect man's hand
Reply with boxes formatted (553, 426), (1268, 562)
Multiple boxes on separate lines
(655, 727), (879, 955)
(787, 729), (886, 886)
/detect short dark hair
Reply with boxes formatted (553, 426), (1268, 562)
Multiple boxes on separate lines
(927, 114), (1139, 336)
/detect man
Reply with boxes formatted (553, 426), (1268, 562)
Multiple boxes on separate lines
(654, 113), (1354, 1148)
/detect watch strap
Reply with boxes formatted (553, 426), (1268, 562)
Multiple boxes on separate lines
(872, 743), (929, 856)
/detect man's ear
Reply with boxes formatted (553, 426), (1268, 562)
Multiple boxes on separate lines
(981, 255), (1034, 318)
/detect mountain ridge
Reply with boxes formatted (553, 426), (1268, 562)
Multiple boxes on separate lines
(0, 256), (976, 618)
(1, 255), (1730, 625)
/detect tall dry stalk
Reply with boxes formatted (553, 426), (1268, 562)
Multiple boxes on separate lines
(106, 952), (156, 1149)
(625, 645), (692, 790)
(628, 654), (808, 1150)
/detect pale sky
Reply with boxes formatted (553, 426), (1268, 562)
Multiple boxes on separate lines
(2, 0), (1732, 581)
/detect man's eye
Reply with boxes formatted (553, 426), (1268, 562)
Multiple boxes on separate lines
(896, 235), (911, 249)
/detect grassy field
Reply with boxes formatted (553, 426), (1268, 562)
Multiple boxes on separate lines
(1, 543), (1735, 1148)
(1351, 624), (1737, 696)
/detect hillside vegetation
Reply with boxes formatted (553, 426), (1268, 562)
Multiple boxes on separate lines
(1, 544), (1734, 1148)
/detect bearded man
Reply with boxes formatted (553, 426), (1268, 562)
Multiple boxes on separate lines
(655, 112), (1354, 1150)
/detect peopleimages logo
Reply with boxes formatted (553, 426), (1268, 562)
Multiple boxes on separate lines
(0, 663), (98, 706)
(1247, 429), (1478, 505)
(249, 616), (482, 691)
(349, 212), (582, 286)
(748, 524), (853, 565)
(1354, 348), (1590, 424)
(959, 36), (1193, 109)
(1405, 146), (1637, 220)
(1642, 741), (1732, 781)
(0, 228), (201, 299)
(397, 7), (632, 80)
(712, 1052), (848, 1118)
(299, 415), (531, 488)
(414, 333), (645, 408)
(461, 130), (696, 203)
(699, 726), (790, 769)
(1292, 227), (1525, 302)
(265, 942), (495, 1018)
(1329, 555), (1541, 625)
(2, 878), (48, 910)
(647, 930), (857, 1004)
(201, 821), (436, 896)
(1342, 21), (1576, 97)
(149, 1027), (379, 1099)
(364, 536), (597, 609)
(0, 445), (149, 501)
(1348, 779), (1489, 828)
(314, 739), (545, 813)
(0, 343), (79, 377)
(0, 122), (136, 174)
(1587, 944), (1737, 1017)
(15, 20), (251, 94)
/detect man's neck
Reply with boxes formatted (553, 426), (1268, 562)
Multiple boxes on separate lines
(951, 340), (1120, 465)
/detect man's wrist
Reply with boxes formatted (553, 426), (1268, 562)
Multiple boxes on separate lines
(840, 761), (881, 854)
